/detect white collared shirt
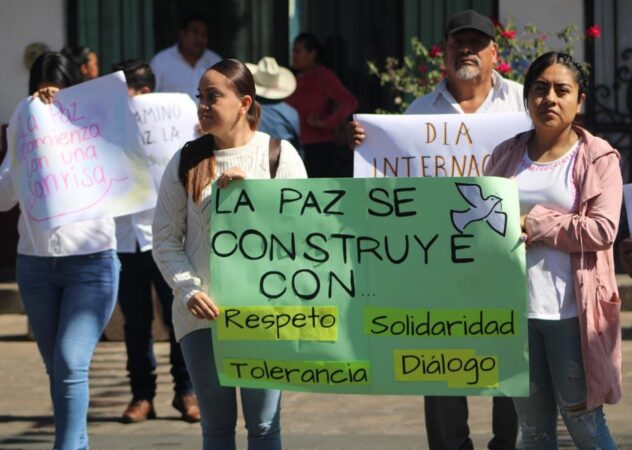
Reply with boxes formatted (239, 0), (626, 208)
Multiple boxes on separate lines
(115, 209), (154, 253)
(405, 71), (525, 115)
(151, 44), (222, 100)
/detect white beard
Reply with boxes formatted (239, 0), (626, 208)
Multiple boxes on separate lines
(454, 64), (481, 80)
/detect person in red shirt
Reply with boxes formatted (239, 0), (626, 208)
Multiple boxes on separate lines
(286, 32), (358, 177)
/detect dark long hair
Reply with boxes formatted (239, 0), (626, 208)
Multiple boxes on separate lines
(523, 51), (588, 106)
(177, 134), (216, 204)
(28, 51), (81, 94)
(178, 59), (260, 204)
(61, 46), (93, 69)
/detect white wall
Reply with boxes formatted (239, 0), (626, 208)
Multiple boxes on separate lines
(0, 0), (65, 125)
(500, 0), (584, 62)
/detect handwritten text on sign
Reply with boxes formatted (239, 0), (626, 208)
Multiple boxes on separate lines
(210, 177), (529, 396)
(129, 93), (198, 189)
(353, 113), (532, 178)
(8, 72), (156, 231)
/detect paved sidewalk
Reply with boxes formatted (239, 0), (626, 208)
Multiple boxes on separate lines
(1, 313), (631, 450)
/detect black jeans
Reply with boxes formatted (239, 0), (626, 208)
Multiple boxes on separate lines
(424, 396), (518, 450)
(118, 249), (192, 400)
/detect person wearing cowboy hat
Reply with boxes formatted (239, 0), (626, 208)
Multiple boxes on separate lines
(246, 57), (302, 157)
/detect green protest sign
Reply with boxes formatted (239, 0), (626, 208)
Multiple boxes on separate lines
(210, 177), (528, 396)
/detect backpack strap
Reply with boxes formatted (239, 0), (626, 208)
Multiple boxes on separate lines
(268, 137), (281, 178)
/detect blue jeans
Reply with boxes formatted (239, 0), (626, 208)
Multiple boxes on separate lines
(180, 328), (282, 450)
(16, 250), (120, 450)
(118, 250), (192, 400)
(513, 318), (617, 450)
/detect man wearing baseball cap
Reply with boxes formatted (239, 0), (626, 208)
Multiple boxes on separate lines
(348, 10), (523, 450)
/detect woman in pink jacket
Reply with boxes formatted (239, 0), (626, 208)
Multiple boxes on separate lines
(487, 52), (621, 449)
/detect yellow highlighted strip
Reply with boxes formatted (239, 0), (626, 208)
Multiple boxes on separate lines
(217, 306), (338, 341)
(393, 349), (499, 388)
(223, 358), (370, 385)
(364, 307), (516, 337)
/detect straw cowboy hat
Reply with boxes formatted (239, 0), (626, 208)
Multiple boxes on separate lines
(246, 57), (296, 100)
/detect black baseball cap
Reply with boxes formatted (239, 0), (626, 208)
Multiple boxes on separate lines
(445, 10), (495, 40)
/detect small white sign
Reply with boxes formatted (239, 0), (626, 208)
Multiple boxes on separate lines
(353, 112), (532, 178)
(129, 92), (199, 189)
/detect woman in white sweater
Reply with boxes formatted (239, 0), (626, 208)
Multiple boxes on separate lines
(152, 59), (306, 450)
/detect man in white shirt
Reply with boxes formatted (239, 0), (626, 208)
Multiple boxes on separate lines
(348, 10), (524, 450)
(113, 59), (200, 424)
(150, 14), (221, 99)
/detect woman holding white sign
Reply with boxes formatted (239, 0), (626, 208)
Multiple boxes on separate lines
(152, 59), (306, 449)
(487, 52), (621, 449)
(0, 51), (120, 450)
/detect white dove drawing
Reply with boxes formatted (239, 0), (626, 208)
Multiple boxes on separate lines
(450, 183), (507, 236)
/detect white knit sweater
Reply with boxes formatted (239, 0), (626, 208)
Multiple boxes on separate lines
(152, 131), (307, 341)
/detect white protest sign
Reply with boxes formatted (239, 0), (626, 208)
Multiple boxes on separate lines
(354, 113), (532, 178)
(7, 72), (156, 231)
(623, 184), (632, 230)
(129, 93), (198, 188)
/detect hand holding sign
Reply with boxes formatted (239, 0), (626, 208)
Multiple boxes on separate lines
(187, 292), (220, 320)
(32, 86), (60, 104)
(217, 167), (247, 188)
